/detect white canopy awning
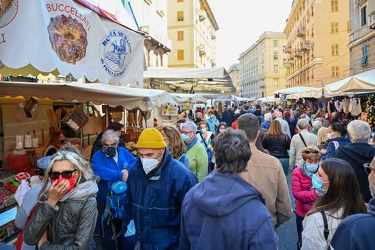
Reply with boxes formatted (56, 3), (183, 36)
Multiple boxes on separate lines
(170, 93), (207, 104)
(274, 86), (320, 95)
(0, 81), (177, 111)
(324, 69), (375, 96)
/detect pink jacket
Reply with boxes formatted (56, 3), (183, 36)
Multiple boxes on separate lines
(292, 166), (318, 217)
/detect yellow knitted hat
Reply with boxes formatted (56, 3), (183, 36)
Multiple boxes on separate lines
(136, 128), (167, 149)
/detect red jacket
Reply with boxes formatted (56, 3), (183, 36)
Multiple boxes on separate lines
(231, 120), (238, 130)
(292, 166), (318, 217)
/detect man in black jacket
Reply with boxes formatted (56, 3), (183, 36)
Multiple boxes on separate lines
(90, 122), (125, 159)
(221, 105), (235, 127)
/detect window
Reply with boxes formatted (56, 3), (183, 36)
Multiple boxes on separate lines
(273, 40), (278, 46)
(274, 78), (279, 86)
(361, 6), (367, 26)
(332, 66), (339, 77)
(361, 45), (368, 65)
(331, 22), (339, 33)
(177, 0), (183, 2)
(177, 11), (184, 21)
(274, 64), (279, 73)
(273, 52), (278, 60)
(177, 31), (184, 41)
(331, 44), (339, 55)
(331, 0), (338, 12)
(177, 50), (184, 60)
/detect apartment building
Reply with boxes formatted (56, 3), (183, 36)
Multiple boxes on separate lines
(239, 32), (286, 99)
(167, 0), (218, 68)
(283, 0), (350, 88)
(130, 0), (172, 68)
(349, 0), (375, 74)
(227, 63), (240, 95)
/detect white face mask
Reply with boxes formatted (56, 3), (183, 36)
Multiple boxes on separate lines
(141, 154), (163, 175)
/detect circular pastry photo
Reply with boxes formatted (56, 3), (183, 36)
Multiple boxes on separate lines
(47, 14), (88, 65)
(0, 0), (18, 28)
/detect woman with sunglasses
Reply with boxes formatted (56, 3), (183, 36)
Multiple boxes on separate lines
(23, 149), (99, 249)
(301, 158), (367, 249)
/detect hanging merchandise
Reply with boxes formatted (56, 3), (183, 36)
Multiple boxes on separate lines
(366, 94), (375, 128)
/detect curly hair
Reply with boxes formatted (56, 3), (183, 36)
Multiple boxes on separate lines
(213, 128), (251, 174)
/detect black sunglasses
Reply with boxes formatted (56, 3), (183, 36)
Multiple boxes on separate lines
(363, 163), (375, 175)
(49, 170), (77, 180)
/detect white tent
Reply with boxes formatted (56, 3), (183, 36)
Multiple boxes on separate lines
(170, 93), (208, 104)
(274, 86), (320, 95)
(256, 96), (281, 103)
(324, 69), (375, 96)
(286, 88), (325, 99)
(0, 81), (178, 111)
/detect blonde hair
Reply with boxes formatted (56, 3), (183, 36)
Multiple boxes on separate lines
(317, 127), (328, 144)
(302, 146), (321, 162)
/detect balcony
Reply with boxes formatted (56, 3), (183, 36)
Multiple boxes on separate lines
(301, 40), (311, 51)
(369, 10), (375, 29)
(297, 26), (306, 37)
(285, 57), (295, 65)
(198, 44), (206, 55)
(199, 10), (206, 21)
(283, 45), (293, 54)
(295, 49), (303, 58)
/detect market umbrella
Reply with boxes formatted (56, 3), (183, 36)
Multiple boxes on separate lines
(324, 69), (375, 96)
(0, 0), (144, 86)
(274, 86), (320, 95)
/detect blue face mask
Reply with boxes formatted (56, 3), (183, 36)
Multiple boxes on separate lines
(306, 163), (319, 174)
(210, 115), (215, 119)
(312, 174), (328, 195)
(182, 134), (190, 142)
(200, 128), (206, 133)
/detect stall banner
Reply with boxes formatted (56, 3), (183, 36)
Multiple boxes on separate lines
(162, 106), (179, 116)
(0, 0), (144, 87)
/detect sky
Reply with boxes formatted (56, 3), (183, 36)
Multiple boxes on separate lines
(210, 0), (293, 69)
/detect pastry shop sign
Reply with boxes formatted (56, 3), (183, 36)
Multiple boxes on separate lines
(0, 0), (144, 87)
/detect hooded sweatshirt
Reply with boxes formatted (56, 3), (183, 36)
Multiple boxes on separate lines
(333, 143), (375, 202)
(329, 198), (375, 250)
(180, 170), (277, 250)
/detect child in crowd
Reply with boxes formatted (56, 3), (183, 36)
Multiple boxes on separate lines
(292, 146), (321, 249)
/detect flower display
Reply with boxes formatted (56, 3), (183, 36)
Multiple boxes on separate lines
(366, 94), (375, 128)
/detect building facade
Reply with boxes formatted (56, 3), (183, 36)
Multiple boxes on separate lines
(239, 31), (286, 99)
(283, 0), (350, 88)
(227, 63), (240, 95)
(167, 0), (218, 68)
(348, 0), (375, 74)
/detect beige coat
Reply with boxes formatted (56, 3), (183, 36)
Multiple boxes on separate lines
(289, 130), (318, 168)
(240, 144), (293, 229)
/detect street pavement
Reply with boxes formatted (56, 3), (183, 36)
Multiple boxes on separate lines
(278, 169), (298, 250)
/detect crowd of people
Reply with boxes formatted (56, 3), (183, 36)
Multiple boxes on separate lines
(11, 101), (375, 250)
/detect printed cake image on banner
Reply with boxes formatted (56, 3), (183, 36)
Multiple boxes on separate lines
(0, 0), (18, 28)
(47, 14), (88, 64)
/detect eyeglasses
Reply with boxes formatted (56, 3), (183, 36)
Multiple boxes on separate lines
(181, 131), (193, 135)
(363, 163), (375, 174)
(163, 138), (170, 141)
(49, 170), (77, 180)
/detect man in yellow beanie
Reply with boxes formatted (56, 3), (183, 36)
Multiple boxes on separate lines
(123, 128), (198, 250)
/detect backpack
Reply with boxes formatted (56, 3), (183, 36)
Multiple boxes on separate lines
(102, 181), (127, 239)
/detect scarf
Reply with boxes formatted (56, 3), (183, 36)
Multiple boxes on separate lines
(59, 177), (98, 202)
(186, 137), (198, 151)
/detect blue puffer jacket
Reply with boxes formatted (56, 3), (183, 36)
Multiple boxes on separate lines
(92, 147), (137, 204)
(124, 149), (198, 250)
(322, 137), (350, 160)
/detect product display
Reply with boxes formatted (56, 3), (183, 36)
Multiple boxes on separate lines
(47, 14), (88, 64)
